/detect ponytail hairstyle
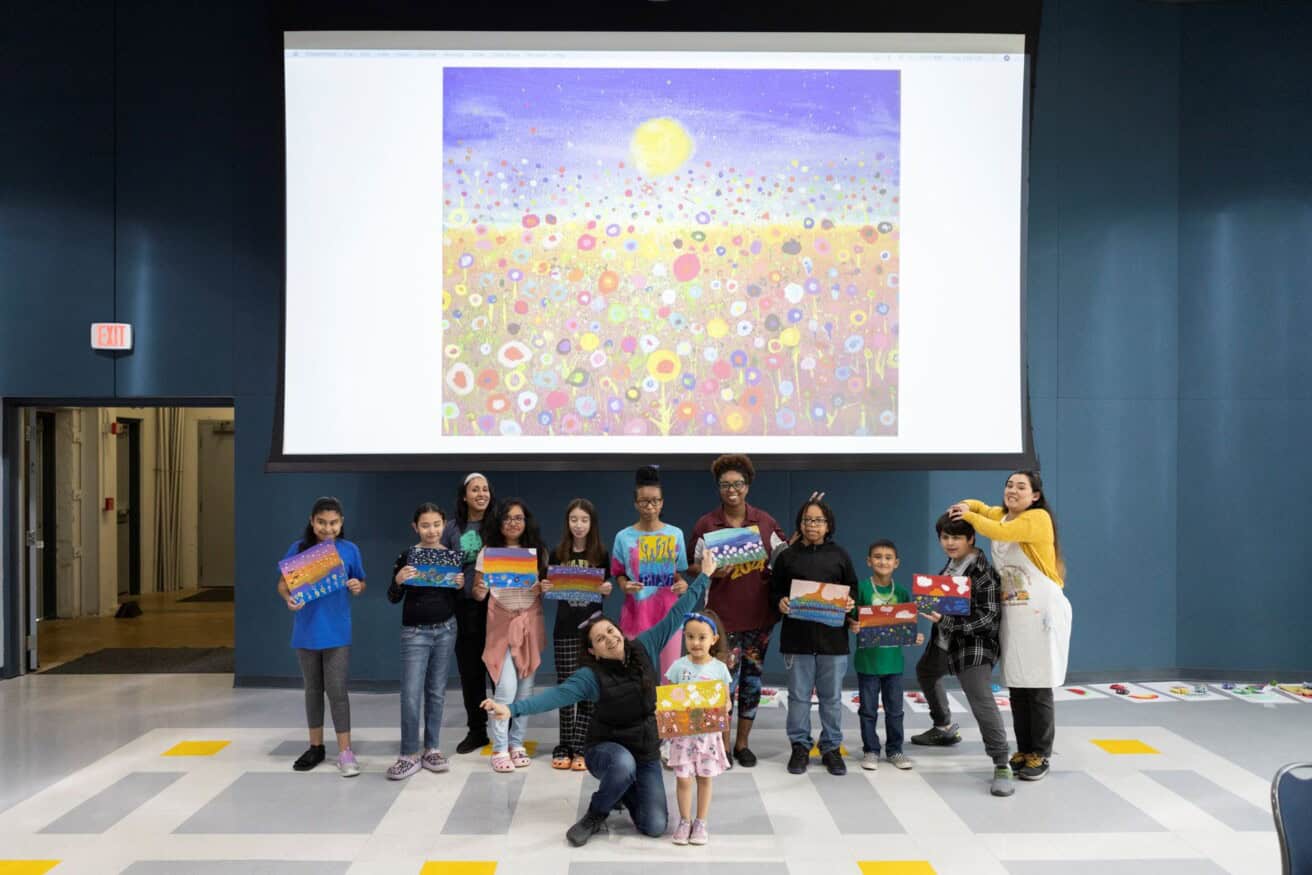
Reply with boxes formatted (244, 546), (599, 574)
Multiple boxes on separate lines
(553, 498), (606, 568)
(1010, 469), (1064, 572)
(684, 608), (729, 662)
(299, 496), (345, 552)
(634, 463), (662, 497)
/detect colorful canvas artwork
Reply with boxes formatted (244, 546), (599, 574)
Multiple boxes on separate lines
(440, 68), (901, 442)
(482, 547), (539, 588)
(405, 547), (464, 589)
(1088, 682), (1166, 703)
(703, 526), (767, 570)
(787, 580), (850, 627)
(637, 534), (678, 587)
(856, 602), (918, 648)
(1143, 681), (1229, 703)
(278, 542), (348, 606)
(1211, 683), (1293, 705)
(912, 574), (971, 616)
(656, 680), (730, 739)
(544, 565), (606, 603)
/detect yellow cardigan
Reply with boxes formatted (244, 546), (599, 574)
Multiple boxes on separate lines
(961, 500), (1065, 586)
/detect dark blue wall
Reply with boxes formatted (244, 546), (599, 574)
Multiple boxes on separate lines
(4, 0), (1307, 684)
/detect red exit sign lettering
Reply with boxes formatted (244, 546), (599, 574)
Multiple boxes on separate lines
(91, 323), (133, 350)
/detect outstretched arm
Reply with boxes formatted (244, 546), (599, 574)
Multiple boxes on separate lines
(488, 668), (601, 720)
(635, 558), (715, 663)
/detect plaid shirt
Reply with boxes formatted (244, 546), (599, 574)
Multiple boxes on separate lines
(934, 550), (1001, 675)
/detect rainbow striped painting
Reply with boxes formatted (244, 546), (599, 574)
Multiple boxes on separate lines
(405, 547), (464, 589)
(857, 602), (919, 648)
(278, 542), (347, 605)
(912, 574), (971, 616)
(787, 579), (850, 627)
(483, 547), (539, 588)
(545, 565), (606, 603)
(638, 534), (678, 588)
(703, 526), (767, 569)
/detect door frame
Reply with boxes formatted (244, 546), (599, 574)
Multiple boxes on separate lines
(196, 417), (236, 590)
(116, 416), (143, 597)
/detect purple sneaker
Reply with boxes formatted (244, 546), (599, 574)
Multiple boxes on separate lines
(337, 748), (361, 777)
(386, 756), (421, 781)
(421, 749), (450, 773)
(671, 818), (691, 845)
(689, 819), (708, 845)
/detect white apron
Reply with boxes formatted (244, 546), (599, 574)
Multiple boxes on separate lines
(993, 537), (1072, 688)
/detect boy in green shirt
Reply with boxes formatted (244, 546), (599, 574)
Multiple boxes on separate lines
(851, 540), (923, 771)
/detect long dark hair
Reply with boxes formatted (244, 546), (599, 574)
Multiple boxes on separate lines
(684, 608), (729, 662)
(1011, 469), (1063, 569)
(579, 615), (656, 701)
(298, 496), (345, 552)
(482, 497), (548, 576)
(454, 473), (494, 529)
(552, 498), (606, 568)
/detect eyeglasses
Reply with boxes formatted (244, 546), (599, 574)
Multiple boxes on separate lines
(503, 515), (526, 523)
(635, 498), (663, 507)
(801, 517), (827, 526)
(717, 480), (748, 491)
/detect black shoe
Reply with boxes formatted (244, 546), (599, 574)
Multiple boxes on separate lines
(787, 743), (810, 774)
(1017, 754), (1050, 781)
(292, 744), (326, 771)
(733, 746), (758, 768)
(456, 731), (489, 755)
(910, 723), (962, 746)
(566, 810), (609, 846)
(821, 748), (847, 776)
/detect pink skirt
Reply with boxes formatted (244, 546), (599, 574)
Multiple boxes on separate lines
(667, 731), (730, 778)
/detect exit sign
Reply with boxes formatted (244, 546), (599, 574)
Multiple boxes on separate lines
(91, 323), (133, 350)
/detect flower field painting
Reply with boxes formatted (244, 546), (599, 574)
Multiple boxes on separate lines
(441, 67), (900, 439)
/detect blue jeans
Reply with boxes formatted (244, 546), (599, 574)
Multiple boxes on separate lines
(784, 653), (847, 752)
(857, 672), (905, 755)
(489, 647), (536, 752)
(399, 618), (457, 755)
(584, 741), (668, 837)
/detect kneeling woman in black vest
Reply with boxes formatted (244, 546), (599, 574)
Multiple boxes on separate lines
(483, 552), (718, 846)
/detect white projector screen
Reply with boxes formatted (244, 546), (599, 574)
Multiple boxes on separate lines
(280, 31), (1028, 466)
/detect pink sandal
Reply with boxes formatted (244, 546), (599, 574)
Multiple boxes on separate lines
(491, 752), (515, 773)
(510, 748), (532, 768)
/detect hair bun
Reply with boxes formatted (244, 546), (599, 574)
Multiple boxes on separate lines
(635, 465), (661, 487)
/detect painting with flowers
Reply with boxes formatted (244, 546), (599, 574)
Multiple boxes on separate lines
(441, 67), (900, 439)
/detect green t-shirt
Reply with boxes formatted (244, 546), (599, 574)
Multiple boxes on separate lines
(853, 577), (912, 676)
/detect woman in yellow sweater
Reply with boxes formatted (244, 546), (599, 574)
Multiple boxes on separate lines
(948, 470), (1072, 783)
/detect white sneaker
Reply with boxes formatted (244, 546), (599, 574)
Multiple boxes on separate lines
(861, 752), (879, 771)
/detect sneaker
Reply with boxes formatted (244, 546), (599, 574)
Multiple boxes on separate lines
(671, 818), (692, 845)
(990, 765), (1015, 797)
(566, 810), (608, 847)
(821, 748), (847, 776)
(456, 731), (489, 755)
(337, 748), (361, 778)
(733, 746), (758, 768)
(787, 743), (810, 774)
(1018, 754), (1049, 781)
(688, 818), (709, 845)
(1009, 751), (1026, 770)
(861, 752), (880, 771)
(292, 744), (326, 772)
(887, 752), (913, 770)
(910, 723), (961, 746)
(421, 749), (450, 773)
(386, 755), (421, 780)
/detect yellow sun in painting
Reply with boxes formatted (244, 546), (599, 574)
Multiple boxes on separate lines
(630, 117), (694, 177)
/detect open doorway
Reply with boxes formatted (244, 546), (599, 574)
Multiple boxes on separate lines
(10, 404), (236, 674)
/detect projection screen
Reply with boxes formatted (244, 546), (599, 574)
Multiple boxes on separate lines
(279, 31), (1030, 468)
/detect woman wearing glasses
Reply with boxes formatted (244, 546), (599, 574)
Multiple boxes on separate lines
(769, 498), (859, 777)
(610, 465), (689, 678)
(687, 454), (787, 768)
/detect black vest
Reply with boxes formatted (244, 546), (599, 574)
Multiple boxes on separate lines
(585, 642), (660, 761)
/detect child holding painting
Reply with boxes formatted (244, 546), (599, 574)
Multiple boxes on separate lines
(664, 609), (733, 846)
(542, 498), (613, 771)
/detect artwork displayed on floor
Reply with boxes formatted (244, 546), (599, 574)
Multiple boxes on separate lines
(703, 526), (767, 569)
(856, 603), (919, 648)
(405, 547), (464, 588)
(902, 689), (964, 715)
(637, 534), (679, 587)
(1088, 682), (1168, 702)
(278, 542), (347, 605)
(1209, 683), (1297, 705)
(544, 566), (607, 603)
(1143, 682), (1230, 703)
(656, 680), (730, 738)
(842, 689), (863, 713)
(787, 580), (851, 627)
(1050, 685), (1104, 702)
(1275, 683), (1312, 702)
(482, 547), (539, 588)
(912, 574), (971, 616)
(757, 687), (787, 709)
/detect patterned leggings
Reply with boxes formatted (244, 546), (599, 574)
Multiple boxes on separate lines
(554, 635), (593, 753)
(726, 627), (772, 722)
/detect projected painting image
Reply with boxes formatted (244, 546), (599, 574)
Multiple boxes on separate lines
(441, 67), (899, 438)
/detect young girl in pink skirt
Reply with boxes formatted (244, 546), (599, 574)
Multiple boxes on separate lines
(663, 609), (733, 846)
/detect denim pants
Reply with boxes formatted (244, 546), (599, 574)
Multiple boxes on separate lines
(857, 672), (905, 755)
(489, 647), (535, 752)
(584, 741), (668, 837)
(784, 653), (847, 752)
(399, 618), (457, 755)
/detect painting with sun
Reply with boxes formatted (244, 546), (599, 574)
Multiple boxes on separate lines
(441, 67), (900, 439)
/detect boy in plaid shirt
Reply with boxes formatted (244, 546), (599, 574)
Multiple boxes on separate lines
(909, 514), (1014, 797)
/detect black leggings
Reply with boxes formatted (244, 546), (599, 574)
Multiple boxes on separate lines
(1009, 687), (1055, 757)
(455, 597), (490, 734)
